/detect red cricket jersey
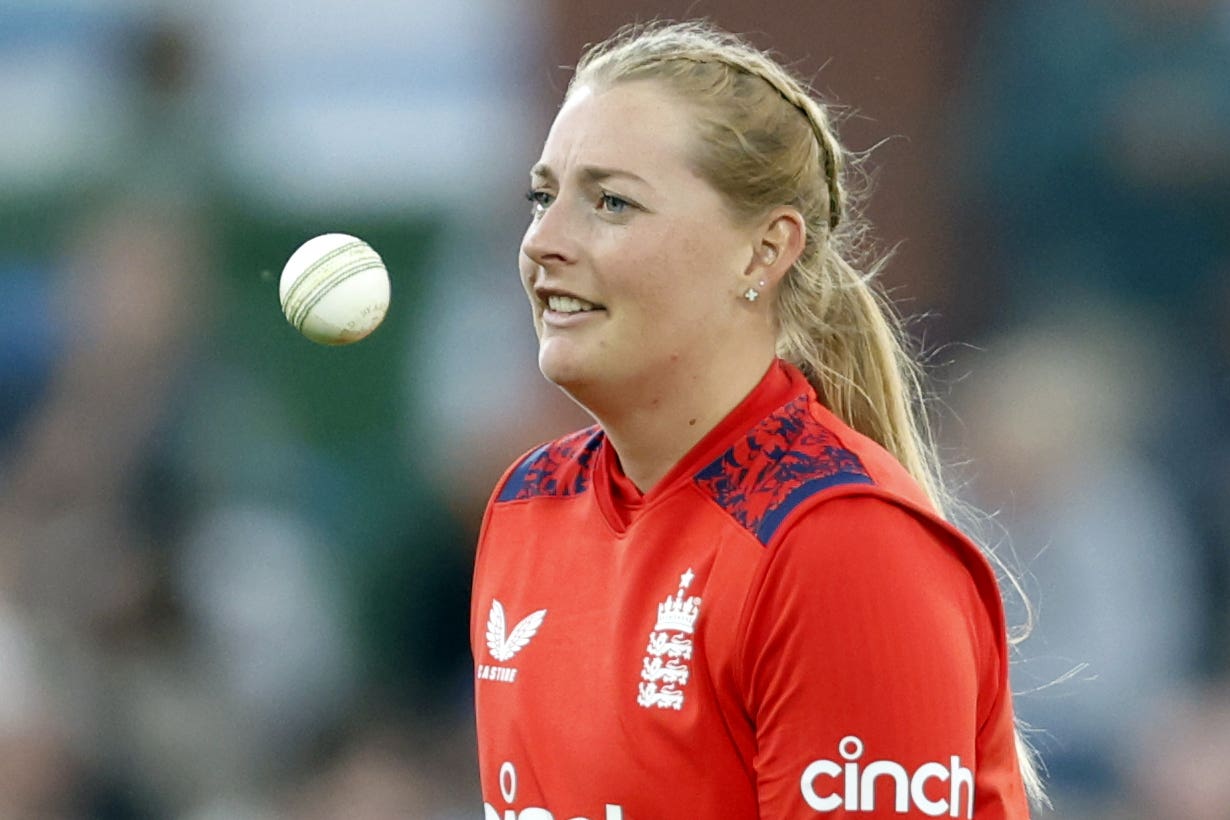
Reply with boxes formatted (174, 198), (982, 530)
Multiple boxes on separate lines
(472, 360), (1030, 819)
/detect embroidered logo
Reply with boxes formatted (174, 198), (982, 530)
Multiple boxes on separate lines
(478, 600), (547, 684)
(636, 569), (701, 710)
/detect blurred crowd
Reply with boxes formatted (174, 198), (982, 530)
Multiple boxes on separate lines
(0, 1), (1227, 818)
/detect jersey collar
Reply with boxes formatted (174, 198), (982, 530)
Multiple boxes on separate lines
(595, 359), (813, 531)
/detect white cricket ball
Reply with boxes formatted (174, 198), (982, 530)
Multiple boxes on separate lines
(279, 233), (390, 345)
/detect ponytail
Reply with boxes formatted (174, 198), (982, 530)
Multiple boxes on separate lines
(778, 244), (945, 512)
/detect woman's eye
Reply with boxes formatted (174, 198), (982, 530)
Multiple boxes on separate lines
(599, 193), (632, 214)
(526, 189), (553, 214)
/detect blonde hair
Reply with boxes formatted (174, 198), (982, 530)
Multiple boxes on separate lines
(572, 20), (1045, 806)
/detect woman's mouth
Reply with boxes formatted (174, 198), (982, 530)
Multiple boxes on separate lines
(541, 293), (607, 326)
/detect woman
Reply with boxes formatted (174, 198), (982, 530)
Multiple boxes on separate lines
(471, 20), (1040, 819)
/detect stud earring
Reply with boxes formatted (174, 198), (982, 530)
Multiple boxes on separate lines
(742, 279), (767, 302)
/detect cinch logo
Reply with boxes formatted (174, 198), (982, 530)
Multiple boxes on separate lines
(799, 736), (974, 818)
(484, 761), (625, 820)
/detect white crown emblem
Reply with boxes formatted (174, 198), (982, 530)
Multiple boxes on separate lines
(637, 568), (702, 711)
(654, 589), (701, 634)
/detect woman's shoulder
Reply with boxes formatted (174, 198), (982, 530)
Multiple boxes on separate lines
(778, 493), (990, 583)
(758, 492), (1011, 664)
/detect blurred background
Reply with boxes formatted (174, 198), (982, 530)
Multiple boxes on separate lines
(0, 0), (1226, 817)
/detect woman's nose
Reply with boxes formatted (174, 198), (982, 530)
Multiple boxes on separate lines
(521, 198), (577, 268)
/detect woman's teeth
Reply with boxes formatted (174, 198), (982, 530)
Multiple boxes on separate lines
(547, 295), (598, 313)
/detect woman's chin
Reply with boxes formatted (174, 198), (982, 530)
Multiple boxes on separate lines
(540, 337), (611, 394)
(537, 349), (586, 389)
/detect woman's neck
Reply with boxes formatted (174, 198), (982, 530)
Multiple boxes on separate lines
(580, 354), (775, 493)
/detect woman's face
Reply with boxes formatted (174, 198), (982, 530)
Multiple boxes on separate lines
(520, 81), (760, 406)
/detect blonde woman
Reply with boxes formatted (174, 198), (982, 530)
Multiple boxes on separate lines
(471, 21), (1039, 819)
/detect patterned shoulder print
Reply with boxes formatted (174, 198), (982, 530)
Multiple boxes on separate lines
(694, 397), (873, 544)
(497, 426), (604, 502)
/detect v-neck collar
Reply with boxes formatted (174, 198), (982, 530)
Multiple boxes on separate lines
(593, 359), (810, 533)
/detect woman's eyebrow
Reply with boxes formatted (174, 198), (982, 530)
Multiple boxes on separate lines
(531, 163), (652, 190)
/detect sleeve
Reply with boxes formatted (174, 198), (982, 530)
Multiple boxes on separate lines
(736, 494), (1004, 819)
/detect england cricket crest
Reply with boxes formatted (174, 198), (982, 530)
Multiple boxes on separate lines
(636, 568), (701, 710)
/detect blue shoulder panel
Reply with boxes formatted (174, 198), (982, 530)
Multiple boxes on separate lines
(694, 397), (873, 545)
(497, 426), (603, 502)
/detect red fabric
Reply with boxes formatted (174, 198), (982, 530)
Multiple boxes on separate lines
(472, 361), (1029, 819)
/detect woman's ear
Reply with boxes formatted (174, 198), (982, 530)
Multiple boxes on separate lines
(745, 206), (806, 289)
